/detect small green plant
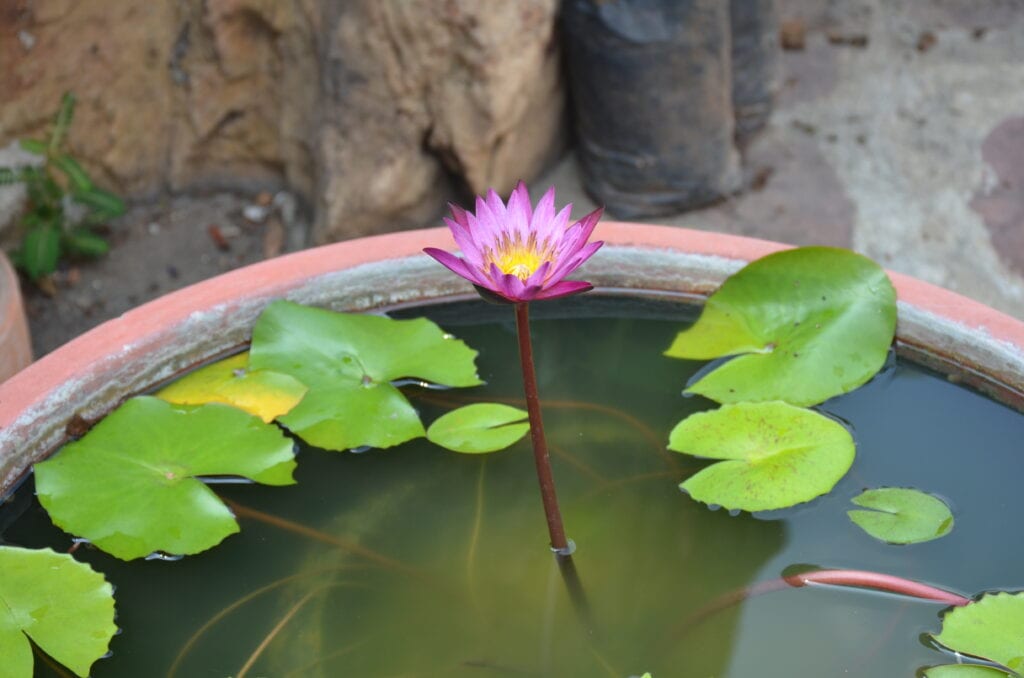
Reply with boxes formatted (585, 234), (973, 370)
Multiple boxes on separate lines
(0, 92), (125, 281)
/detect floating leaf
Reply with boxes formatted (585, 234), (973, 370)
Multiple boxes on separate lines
(924, 666), (1013, 678)
(35, 397), (296, 560)
(427, 403), (530, 453)
(0, 546), (117, 678)
(848, 487), (954, 544)
(668, 402), (854, 512)
(157, 352), (308, 423)
(933, 593), (1024, 669)
(664, 247), (896, 406)
(249, 301), (482, 450)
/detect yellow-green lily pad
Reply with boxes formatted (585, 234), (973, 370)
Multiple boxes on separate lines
(156, 352), (307, 423)
(668, 401), (855, 512)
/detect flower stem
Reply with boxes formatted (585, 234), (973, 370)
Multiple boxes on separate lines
(514, 302), (570, 553)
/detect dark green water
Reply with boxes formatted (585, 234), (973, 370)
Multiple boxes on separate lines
(4, 295), (1024, 677)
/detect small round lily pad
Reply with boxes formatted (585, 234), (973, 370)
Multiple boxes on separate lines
(848, 487), (954, 544)
(427, 403), (530, 453)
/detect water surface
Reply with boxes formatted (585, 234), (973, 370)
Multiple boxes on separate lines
(4, 295), (1023, 677)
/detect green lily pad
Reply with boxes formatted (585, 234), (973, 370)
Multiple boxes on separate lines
(0, 546), (117, 678)
(933, 593), (1024, 669)
(35, 397), (296, 560)
(156, 351), (308, 423)
(668, 402), (855, 512)
(924, 666), (1013, 678)
(426, 403), (530, 453)
(848, 487), (954, 544)
(248, 301), (482, 450)
(664, 247), (896, 406)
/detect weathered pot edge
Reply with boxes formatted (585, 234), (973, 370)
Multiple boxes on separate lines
(1, 222), (1021, 493)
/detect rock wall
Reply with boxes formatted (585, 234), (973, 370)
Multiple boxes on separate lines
(0, 0), (564, 242)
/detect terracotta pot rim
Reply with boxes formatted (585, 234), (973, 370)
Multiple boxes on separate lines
(1, 222), (1022, 493)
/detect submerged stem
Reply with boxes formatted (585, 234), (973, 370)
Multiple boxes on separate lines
(224, 499), (418, 575)
(514, 302), (569, 553)
(236, 588), (320, 678)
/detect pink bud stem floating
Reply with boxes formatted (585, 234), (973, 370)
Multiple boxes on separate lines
(425, 182), (604, 552)
(785, 569), (971, 607)
(678, 568), (971, 640)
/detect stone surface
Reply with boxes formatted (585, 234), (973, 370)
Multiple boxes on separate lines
(0, 0), (564, 243)
(314, 0), (564, 241)
(972, 116), (1024, 276)
(0, 140), (43, 247)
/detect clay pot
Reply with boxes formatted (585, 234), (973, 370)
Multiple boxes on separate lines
(1, 223), (1022, 493)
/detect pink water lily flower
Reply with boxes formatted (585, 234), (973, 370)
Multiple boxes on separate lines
(424, 182), (604, 303)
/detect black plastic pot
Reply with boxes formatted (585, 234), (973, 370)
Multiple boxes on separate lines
(561, 0), (779, 217)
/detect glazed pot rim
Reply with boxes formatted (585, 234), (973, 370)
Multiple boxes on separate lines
(1, 222), (1022, 493)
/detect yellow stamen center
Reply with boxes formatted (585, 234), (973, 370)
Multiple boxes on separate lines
(495, 248), (543, 280)
(484, 233), (552, 281)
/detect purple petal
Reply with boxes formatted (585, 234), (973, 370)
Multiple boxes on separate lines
(533, 280), (594, 301)
(573, 206), (604, 245)
(424, 248), (488, 287)
(486, 264), (528, 302)
(547, 204), (573, 243)
(445, 218), (484, 267)
(505, 182), (532, 238)
(447, 203), (470, 229)
(485, 189), (506, 221)
(475, 195), (499, 233)
(465, 209), (500, 249)
(530, 186), (556, 231)
(547, 240), (604, 281)
(556, 206), (604, 257)
(523, 260), (552, 288)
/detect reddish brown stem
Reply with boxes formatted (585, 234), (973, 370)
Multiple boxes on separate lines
(514, 302), (570, 553)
